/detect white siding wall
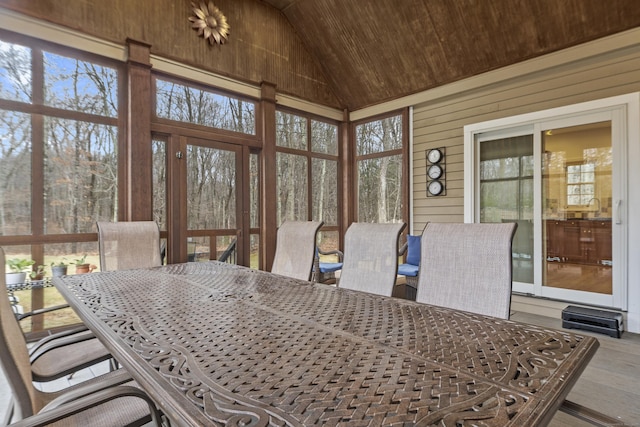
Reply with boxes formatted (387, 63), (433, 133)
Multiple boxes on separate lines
(412, 36), (640, 232)
(407, 30), (640, 332)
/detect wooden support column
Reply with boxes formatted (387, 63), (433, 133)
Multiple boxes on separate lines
(125, 38), (153, 221)
(340, 109), (353, 246)
(259, 82), (277, 271)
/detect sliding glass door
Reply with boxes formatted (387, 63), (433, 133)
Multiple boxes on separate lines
(472, 106), (626, 309)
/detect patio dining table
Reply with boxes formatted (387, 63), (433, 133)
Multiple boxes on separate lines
(53, 261), (599, 426)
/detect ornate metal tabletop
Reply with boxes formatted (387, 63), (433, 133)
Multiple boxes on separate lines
(54, 262), (599, 426)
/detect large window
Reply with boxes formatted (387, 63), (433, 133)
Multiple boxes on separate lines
(354, 112), (405, 223)
(152, 75), (260, 267)
(566, 162), (595, 206)
(1, 40), (120, 239)
(275, 110), (339, 250)
(155, 77), (255, 135)
(0, 33), (121, 334)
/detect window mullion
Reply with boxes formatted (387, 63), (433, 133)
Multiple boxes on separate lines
(31, 47), (45, 259)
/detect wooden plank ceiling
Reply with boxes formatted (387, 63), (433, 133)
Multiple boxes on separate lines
(261, 0), (640, 111)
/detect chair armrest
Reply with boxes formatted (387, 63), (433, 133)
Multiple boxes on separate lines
(10, 385), (162, 427)
(318, 248), (344, 262)
(398, 242), (408, 256)
(16, 304), (71, 321)
(29, 329), (97, 364)
(27, 323), (89, 352)
(45, 369), (133, 408)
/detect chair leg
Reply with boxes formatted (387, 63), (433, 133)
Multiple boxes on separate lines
(560, 399), (627, 426)
(109, 358), (119, 371)
(317, 272), (337, 285)
(405, 276), (418, 301)
(2, 398), (14, 426)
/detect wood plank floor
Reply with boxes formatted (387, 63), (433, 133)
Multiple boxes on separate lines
(546, 262), (613, 294)
(510, 311), (640, 427)
(2, 312), (639, 426)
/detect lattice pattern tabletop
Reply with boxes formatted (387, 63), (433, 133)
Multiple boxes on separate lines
(54, 262), (599, 426)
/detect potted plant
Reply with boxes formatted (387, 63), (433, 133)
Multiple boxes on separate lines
(5, 258), (35, 285)
(73, 255), (96, 274)
(29, 265), (46, 284)
(51, 259), (69, 277)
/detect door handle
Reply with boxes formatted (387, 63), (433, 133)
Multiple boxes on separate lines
(616, 199), (622, 224)
(176, 150), (183, 159)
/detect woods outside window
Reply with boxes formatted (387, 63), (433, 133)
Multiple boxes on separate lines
(354, 111), (406, 224)
(0, 32), (123, 333)
(275, 110), (339, 251)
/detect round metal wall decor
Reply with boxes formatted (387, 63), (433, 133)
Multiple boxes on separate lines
(189, 1), (230, 45)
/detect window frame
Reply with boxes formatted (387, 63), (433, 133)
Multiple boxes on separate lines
(566, 161), (596, 207)
(0, 29), (126, 251)
(351, 109), (409, 226)
(153, 72), (258, 137)
(274, 106), (342, 241)
(0, 29), (126, 338)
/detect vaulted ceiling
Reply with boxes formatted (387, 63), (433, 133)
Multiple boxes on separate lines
(262, 0), (640, 111)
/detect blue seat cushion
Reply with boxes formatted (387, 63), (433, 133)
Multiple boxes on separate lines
(319, 262), (343, 273)
(405, 234), (421, 266)
(398, 263), (419, 277)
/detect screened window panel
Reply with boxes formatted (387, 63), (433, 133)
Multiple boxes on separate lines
(186, 145), (237, 230)
(43, 117), (118, 234)
(0, 40), (32, 103)
(44, 52), (118, 117)
(276, 152), (308, 223)
(311, 119), (338, 155)
(355, 115), (402, 156)
(156, 79), (256, 135)
(276, 111), (307, 150)
(152, 138), (167, 231)
(311, 158), (338, 226)
(250, 152), (259, 228)
(0, 110), (31, 235)
(357, 154), (402, 223)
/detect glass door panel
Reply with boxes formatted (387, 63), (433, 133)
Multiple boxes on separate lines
(479, 135), (534, 285)
(186, 142), (240, 263)
(249, 152), (260, 268)
(542, 122), (612, 295)
(153, 134), (250, 266)
(187, 144), (236, 230)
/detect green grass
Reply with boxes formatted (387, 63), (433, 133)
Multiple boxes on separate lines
(13, 287), (82, 333)
(9, 255), (100, 334)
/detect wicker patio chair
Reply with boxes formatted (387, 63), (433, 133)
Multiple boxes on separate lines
(271, 221), (324, 281)
(415, 222), (517, 319)
(0, 247), (162, 426)
(397, 233), (422, 298)
(338, 222), (406, 296)
(312, 247), (343, 284)
(97, 221), (162, 271)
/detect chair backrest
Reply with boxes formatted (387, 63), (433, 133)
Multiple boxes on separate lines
(97, 221), (162, 271)
(0, 247), (41, 419)
(415, 222), (517, 319)
(271, 221), (323, 281)
(404, 234), (421, 266)
(339, 222), (406, 296)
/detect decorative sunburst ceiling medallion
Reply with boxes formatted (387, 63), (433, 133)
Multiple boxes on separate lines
(188, 1), (230, 45)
